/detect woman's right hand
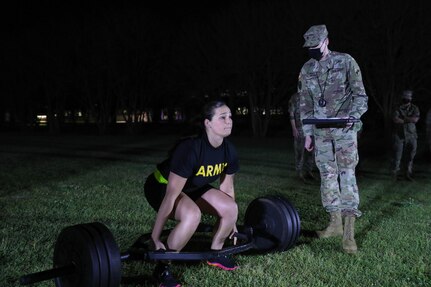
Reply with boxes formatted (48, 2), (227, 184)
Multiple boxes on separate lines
(152, 238), (167, 251)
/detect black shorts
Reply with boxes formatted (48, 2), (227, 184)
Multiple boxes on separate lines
(144, 173), (214, 211)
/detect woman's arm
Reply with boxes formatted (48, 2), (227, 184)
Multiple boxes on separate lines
(219, 173), (238, 244)
(151, 172), (187, 249)
(219, 173), (235, 199)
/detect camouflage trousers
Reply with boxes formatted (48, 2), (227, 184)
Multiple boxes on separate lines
(293, 135), (315, 174)
(391, 135), (417, 173)
(314, 128), (361, 217)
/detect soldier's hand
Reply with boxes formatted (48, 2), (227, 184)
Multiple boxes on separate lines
(292, 127), (299, 138)
(305, 135), (314, 151)
(343, 116), (355, 132)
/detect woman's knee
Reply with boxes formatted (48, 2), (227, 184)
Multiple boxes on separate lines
(219, 199), (238, 221)
(176, 202), (202, 227)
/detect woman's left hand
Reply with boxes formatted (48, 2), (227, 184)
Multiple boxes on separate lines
(229, 225), (238, 245)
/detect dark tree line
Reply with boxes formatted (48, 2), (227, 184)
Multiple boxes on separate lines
(2, 0), (430, 137)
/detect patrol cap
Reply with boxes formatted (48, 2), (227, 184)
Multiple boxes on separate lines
(303, 24), (328, 47)
(402, 90), (413, 99)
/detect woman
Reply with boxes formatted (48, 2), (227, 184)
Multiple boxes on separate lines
(144, 100), (239, 287)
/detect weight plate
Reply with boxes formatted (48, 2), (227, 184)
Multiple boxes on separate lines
(286, 198), (301, 249)
(90, 222), (121, 287)
(273, 196), (301, 250)
(266, 195), (294, 251)
(244, 196), (289, 252)
(80, 224), (110, 287)
(53, 225), (100, 287)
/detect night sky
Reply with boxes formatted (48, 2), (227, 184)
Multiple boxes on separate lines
(1, 1), (431, 134)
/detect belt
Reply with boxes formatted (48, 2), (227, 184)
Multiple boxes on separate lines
(154, 169), (168, 184)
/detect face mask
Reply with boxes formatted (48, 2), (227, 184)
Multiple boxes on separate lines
(308, 47), (323, 61)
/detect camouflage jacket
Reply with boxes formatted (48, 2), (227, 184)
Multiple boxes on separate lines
(298, 51), (368, 136)
(393, 103), (420, 139)
(288, 93), (303, 135)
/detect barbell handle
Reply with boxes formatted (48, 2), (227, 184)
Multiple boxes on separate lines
(142, 241), (256, 261)
(302, 118), (360, 125)
(19, 264), (75, 285)
(232, 232), (249, 241)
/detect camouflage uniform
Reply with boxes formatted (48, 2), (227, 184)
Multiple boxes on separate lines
(391, 90), (420, 177)
(288, 92), (316, 177)
(298, 25), (368, 217)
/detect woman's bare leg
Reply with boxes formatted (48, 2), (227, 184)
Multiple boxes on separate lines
(166, 193), (201, 251)
(197, 189), (238, 250)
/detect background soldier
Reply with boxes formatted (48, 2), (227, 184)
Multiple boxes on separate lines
(390, 90), (420, 181)
(288, 92), (317, 182)
(298, 24), (368, 254)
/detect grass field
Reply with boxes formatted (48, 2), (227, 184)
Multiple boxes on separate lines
(1, 132), (430, 287)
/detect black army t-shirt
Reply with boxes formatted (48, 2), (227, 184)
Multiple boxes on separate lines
(156, 134), (239, 193)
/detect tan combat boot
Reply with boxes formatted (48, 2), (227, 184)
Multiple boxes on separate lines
(297, 171), (307, 183)
(342, 216), (357, 254)
(391, 171), (398, 181)
(316, 212), (343, 238)
(406, 163), (414, 181)
(406, 172), (414, 181)
(307, 171), (318, 181)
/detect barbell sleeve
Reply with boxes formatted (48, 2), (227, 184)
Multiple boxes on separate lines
(19, 264), (75, 285)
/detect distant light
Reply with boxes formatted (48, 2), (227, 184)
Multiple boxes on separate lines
(235, 107), (248, 116)
(37, 115), (47, 126)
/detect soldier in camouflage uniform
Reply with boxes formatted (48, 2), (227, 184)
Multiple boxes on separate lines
(390, 90), (420, 181)
(288, 92), (317, 182)
(298, 24), (368, 254)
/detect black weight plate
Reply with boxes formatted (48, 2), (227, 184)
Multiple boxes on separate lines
(269, 195), (297, 251)
(90, 222), (121, 287)
(244, 196), (289, 252)
(54, 224), (100, 287)
(283, 197), (301, 249)
(266, 196), (294, 251)
(80, 224), (110, 287)
(273, 196), (301, 250)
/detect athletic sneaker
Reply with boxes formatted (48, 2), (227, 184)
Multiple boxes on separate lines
(207, 255), (239, 271)
(153, 263), (181, 287)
